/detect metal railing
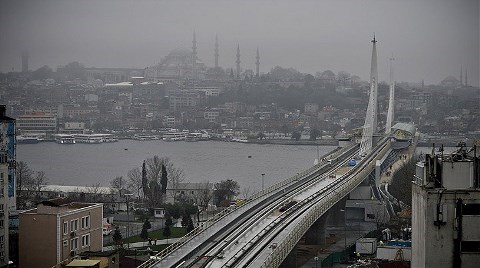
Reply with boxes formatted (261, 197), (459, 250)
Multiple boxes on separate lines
(261, 138), (390, 267)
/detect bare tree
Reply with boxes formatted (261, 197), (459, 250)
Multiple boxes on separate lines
(110, 176), (126, 196)
(15, 161), (33, 192)
(85, 183), (105, 202)
(241, 186), (251, 199)
(143, 156), (185, 207)
(32, 171), (48, 200)
(127, 167), (142, 199)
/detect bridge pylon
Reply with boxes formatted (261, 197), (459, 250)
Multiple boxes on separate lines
(359, 35), (379, 156)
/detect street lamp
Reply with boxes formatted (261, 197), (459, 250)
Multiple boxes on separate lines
(314, 256), (319, 268)
(124, 193), (134, 249)
(261, 173), (265, 191)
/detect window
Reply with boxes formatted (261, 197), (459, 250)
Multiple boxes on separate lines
(63, 240), (68, 247)
(70, 220), (74, 232)
(70, 238), (78, 250)
(463, 204), (480, 215)
(82, 234), (90, 247)
(81, 216), (90, 229)
(74, 219), (79, 231)
(0, 204), (3, 212)
(63, 222), (68, 235)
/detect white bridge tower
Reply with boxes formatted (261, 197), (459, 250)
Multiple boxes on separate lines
(359, 35), (378, 156)
(385, 55), (395, 134)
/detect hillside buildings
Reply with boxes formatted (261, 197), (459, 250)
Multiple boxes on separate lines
(412, 145), (480, 267)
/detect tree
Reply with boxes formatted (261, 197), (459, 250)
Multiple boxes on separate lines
(163, 225), (171, 241)
(140, 219), (151, 240)
(241, 186), (251, 199)
(257, 132), (266, 140)
(32, 171), (48, 200)
(187, 217), (195, 232)
(84, 183), (105, 202)
(143, 156), (184, 206)
(140, 227), (149, 240)
(112, 226), (123, 247)
(214, 179), (240, 207)
(291, 131), (301, 141)
(160, 164), (168, 194)
(110, 176), (126, 196)
(309, 128), (320, 141)
(15, 161), (33, 193)
(127, 167), (142, 198)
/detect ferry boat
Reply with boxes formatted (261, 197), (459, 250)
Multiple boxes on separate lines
(16, 135), (41, 144)
(162, 131), (186, 142)
(54, 134), (76, 144)
(185, 133), (203, 142)
(133, 134), (159, 141)
(74, 134), (118, 144)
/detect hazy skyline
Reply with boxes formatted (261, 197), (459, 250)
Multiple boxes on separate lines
(1, 0), (478, 85)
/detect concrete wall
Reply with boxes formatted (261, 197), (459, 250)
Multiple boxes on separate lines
(19, 213), (58, 268)
(412, 185), (480, 267)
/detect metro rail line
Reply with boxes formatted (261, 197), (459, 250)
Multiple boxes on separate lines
(140, 143), (365, 268)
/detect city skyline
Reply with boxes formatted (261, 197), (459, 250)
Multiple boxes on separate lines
(0, 0), (478, 86)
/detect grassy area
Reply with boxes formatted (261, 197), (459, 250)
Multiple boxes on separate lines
(121, 227), (187, 244)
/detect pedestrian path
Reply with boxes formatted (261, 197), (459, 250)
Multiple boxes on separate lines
(103, 238), (180, 251)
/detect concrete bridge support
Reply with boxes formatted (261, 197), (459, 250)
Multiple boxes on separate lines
(279, 245), (297, 268)
(305, 211), (330, 245)
(328, 197), (347, 226)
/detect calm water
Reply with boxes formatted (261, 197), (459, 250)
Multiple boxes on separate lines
(17, 140), (336, 191)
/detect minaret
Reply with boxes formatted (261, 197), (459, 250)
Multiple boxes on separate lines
(255, 47), (260, 77)
(192, 31), (197, 79)
(385, 55), (395, 134)
(465, 69), (468, 86)
(359, 34), (379, 157)
(214, 34), (219, 69)
(460, 66), (463, 86)
(236, 44), (241, 78)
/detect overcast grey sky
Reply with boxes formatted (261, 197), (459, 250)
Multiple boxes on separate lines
(0, 0), (478, 85)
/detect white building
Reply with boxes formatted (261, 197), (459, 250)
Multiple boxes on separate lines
(412, 146), (480, 268)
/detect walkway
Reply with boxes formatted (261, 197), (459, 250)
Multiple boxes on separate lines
(103, 238), (180, 251)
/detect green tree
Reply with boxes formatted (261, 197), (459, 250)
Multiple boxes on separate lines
(214, 179), (240, 207)
(112, 226), (123, 247)
(292, 131), (301, 141)
(309, 128), (320, 141)
(163, 225), (171, 241)
(140, 226), (149, 240)
(187, 217), (195, 232)
(143, 218), (152, 230)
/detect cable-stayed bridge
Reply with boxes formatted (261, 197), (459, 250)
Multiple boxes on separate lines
(138, 35), (412, 268)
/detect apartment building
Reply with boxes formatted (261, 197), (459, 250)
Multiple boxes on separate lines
(19, 198), (103, 268)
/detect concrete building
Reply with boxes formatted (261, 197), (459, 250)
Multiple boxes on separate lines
(19, 198), (103, 268)
(412, 146), (480, 268)
(16, 112), (57, 137)
(0, 106), (16, 209)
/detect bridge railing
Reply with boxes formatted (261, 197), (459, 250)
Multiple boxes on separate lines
(261, 139), (390, 267)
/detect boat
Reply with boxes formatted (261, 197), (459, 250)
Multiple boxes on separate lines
(185, 133), (203, 142)
(74, 134), (118, 144)
(133, 134), (159, 141)
(162, 131), (186, 141)
(54, 134), (76, 144)
(16, 135), (41, 144)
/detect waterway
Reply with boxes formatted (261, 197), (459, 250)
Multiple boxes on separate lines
(17, 140), (336, 192)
